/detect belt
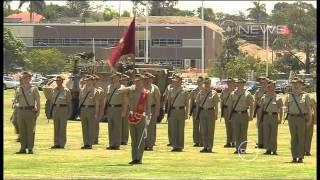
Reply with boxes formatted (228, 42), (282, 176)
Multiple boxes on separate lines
(108, 104), (122, 108)
(80, 105), (95, 108)
(234, 110), (247, 114)
(289, 113), (306, 117)
(53, 104), (67, 107)
(263, 111), (278, 115)
(200, 107), (214, 110)
(151, 104), (156, 107)
(172, 106), (185, 110)
(17, 106), (34, 110)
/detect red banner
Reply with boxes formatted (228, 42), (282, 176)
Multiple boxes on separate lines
(107, 18), (135, 68)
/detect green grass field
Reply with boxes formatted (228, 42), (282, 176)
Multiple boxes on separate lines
(4, 89), (316, 179)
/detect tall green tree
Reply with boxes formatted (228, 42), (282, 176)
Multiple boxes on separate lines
(273, 53), (304, 73)
(270, 2), (316, 73)
(103, 6), (119, 21)
(26, 49), (66, 75)
(18, 0), (45, 23)
(246, 1), (268, 23)
(197, 7), (215, 22)
(65, 0), (91, 17)
(42, 3), (69, 22)
(149, 0), (178, 16)
(121, 10), (131, 17)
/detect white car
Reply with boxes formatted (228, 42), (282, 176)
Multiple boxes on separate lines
(3, 76), (19, 90)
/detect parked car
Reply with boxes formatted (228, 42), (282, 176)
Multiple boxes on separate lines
(244, 81), (261, 94)
(31, 78), (47, 91)
(275, 79), (288, 94)
(3, 76), (19, 90)
(213, 80), (228, 93)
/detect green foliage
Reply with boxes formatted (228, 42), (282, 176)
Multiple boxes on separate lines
(273, 53), (304, 73)
(121, 10), (131, 17)
(3, 27), (27, 73)
(207, 65), (220, 77)
(149, 0), (178, 16)
(103, 6), (119, 21)
(18, 0), (45, 23)
(4, 1), (21, 17)
(26, 48), (66, 75)
(65, 0), (91, 17)
(42, 3), (69, 21)
(197, 7), (215, 22)
(219, 36), (240, 69)
(246, 1), (268, 23)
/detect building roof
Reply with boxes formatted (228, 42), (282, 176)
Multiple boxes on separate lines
(6, 12), (45, 23)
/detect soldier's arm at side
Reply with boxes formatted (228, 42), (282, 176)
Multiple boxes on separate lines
(213, 92), (219, 121)
(184, 91), (190, 120)
(155, 87), (161, 117)
(66, 89), (72, 117)
(34, 87), (41, 118)
(121, 93), (128, 118)
(278, 97), (284, 124)
(305, 95), (312, 126)
(248, 94), (254, 121)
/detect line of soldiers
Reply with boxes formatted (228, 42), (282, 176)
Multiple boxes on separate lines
(11, 71), (316, 164)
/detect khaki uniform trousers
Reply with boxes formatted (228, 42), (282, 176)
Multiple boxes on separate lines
(80, 107), (95, 146)
(223, 106), (234, 143)
(121, 109), (129, 144)
(52, 106), (68, 147)
(11, 108), (19, 134)
(169, 109), (185, 149)
(232, 112), (249, 151)
(257, 110), (264, 146)
(262, 114), (278, 152)
(107, 107), (123, 147)
(94, 116), (100, 144)
(288, 115), (306, 159)
(192, 107), (201, 144)
(17, 109), (36, 150)
(199, 109), (216, 149)
(167, 112), (173, 145)
(305, 115), (314, 153)
(129, 118), (146, 161)
(145, 106), (157, 147)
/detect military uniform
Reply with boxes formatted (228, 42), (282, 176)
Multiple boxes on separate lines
(93, 75), (104, 145)
(144, 83), (161, 150)
(196, 87), (219, 152)
(285, 79), (312, 162)
(230, 80), (254, 153)
(15, 82), (40, 154)
(167, 79), (189, 151)
(106, 83), (127, 149)
(120, 74), (130, 145)
(51, 85), (72, 148)
(79, 79), (100, 149)
(220, 84), (234, 147)
(190, 86), (202, 146)
(254, 87), (266, 148)
(164, 84), (173, 145)
(261, 92), (283, 155)
(305, 97), (316, 156)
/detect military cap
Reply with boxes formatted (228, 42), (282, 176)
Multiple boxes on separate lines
(172, 74), (183, 81)
(120, 74), (130, 80)
(20, 71), (32, 78)
(133, 73), (145, 81)
(92, 75), (100, 80)
(203, 77), (211, 82)
(110, 72), (122, 78)
(144, 72), (155, 78)
(83, 75), (94, 81)
(267, 80), (276, 84)
(257, 76), (267, 80)
(291, 78), (304, 84)
(225, 78), (234, 82)
(53, 75), (65, 81)
(234, 78), (246, 83)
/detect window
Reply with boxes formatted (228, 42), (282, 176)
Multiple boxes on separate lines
(150, 58), (182, 68)
(33, 38), (120, 47)
(151, 39), (182, 47)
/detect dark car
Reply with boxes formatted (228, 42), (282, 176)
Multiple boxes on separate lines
(275, 80), (288, 94)
(244, 81), (261, 94)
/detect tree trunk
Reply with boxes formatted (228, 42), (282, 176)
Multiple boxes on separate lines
(305, 43), (310, 74)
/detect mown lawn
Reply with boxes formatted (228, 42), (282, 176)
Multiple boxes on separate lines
(3, 89), (316, 179)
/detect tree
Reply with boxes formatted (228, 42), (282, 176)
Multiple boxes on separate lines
(26, 49), (66, 75)
(273, 53), (304, 73)
(3, 27), (27, 73)
(42, 3), (69, 22)
(121, 10), (131, 17)
(246, 1), (268, 23)
(149, 0), (178, 16)
(197, 7), (215, 22)
(65, 0), (91, 17)
(270, 2), (316, 73)
(18, 0), (45, 23)
(103, 6), (119, 21)
(4, 0), (21, 17)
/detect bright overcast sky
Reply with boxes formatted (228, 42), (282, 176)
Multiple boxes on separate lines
(10, 1), (317, 15)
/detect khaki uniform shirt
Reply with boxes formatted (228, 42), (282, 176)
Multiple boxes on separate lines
(106, 84), (125, 105)
(285, 92), (311, 114)
(221, 88), (233, 107)
(146, 84), (161, 106)
(260, 94), (283, 113)
(195, 89), (219, 108)
(168, 87), (189, 107)
(190, 87), (201, 109)
(79, 87), (99, 106)
(51, 87), (71, 105)
(254, 88), (265, 107)
(15, 85), (40, 107)
(230, 89), (254, 111)
(128, 86), (151, 112)
(310, 97), (317, 122)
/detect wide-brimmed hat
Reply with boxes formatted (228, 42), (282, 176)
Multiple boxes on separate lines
(291, 78), (304, 84)
(92, 75), (100, 80)
(234, 78), (246, 83)
(257, 76), (267, 80)
(171, 74), (182, 81)
(144, 72), (155, 78)
(20, 71), (32, 78)
(225, 78), (234, 82)
(110, 72), (122, 78)
(53, 75), (65, 81)
(267, 80), (276, 85)
(203, 77), (211, 83)
(83, 75), (94, 81)
(133, 74), (145, 81)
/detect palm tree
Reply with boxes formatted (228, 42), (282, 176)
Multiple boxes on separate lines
(18, 0), (45, 23)
(246, 1), (268, 23)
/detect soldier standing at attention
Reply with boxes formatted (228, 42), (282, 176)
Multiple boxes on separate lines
(14, 71), (41, 154)
(189, 76), (204, 147)
(260, 80), (283, 155)
(143, 72), (161, 151)
(50, 76), (72, 149)
(163, 77), (174, 146)
(79, 75), (100, 149)
(229, 78), (254, 154)
(254, 76), (268, 149)
(303, 82), (316, 156)
(195, 77), (219, 153)
(221, 78), (236, 148)
(285, 78), (312, 163)
(120, 74), (130, 145)
(104, 72), (128, 150)
(92, 75), (104, 145)
(125, 74), (151, 164)
(167, 75), (189, 152)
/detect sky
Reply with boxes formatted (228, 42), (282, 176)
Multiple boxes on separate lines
(10, 1), (317, 16)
